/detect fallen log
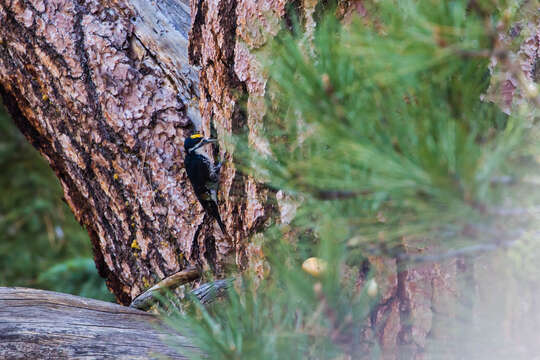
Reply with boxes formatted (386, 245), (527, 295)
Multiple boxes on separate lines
(0, 287), (197, 359)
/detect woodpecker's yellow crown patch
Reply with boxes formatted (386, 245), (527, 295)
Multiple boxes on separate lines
(190, 133), (203, 139)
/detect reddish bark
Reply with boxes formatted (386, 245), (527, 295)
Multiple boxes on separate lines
(0, 0), (201, 304)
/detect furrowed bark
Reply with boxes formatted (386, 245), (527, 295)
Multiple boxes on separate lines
(187, 0), (283, 273)
(0, 0), (214, 305)
(0, 0), (276, 306)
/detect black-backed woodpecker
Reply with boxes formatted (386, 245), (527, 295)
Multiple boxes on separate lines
(184, 133), (227, 234)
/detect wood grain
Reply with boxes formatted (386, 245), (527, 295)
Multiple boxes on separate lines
(0, 287), (197, 359)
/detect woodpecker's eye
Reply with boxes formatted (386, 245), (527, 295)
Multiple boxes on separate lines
(184, 134), (204, 151)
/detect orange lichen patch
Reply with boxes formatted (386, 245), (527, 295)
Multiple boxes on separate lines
(131, 239), (140, 250)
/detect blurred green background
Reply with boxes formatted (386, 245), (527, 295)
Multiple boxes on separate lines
(0, 102), (114, 301)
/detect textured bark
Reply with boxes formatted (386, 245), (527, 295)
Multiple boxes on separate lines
(188, 2), (539, 359)
(0, 0), (208, 306)
(186, 2), (460, 359)
(484, 7), (540, 113)
(187, 0), (287, 273)
(0, 287), (196, 359)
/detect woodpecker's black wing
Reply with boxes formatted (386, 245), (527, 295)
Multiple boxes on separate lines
(185, 153), (227, 234)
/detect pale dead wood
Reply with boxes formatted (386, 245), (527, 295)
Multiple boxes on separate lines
(0, 287), (198, 360)
(129, 266), (232, 310)
(130, 266), (201, 310)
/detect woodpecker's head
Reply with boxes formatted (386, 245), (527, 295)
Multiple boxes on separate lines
(184, 133), (217, 153)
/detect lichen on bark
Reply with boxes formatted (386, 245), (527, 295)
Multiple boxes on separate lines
(0, 0), (202, 303)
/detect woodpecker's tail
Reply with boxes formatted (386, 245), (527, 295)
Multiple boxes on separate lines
(201, 199), (227, 235)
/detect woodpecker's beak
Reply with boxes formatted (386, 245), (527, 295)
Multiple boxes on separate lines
(202, 138), (217, 145)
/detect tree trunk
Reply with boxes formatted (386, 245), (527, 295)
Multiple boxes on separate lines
(0, 0), (230, 306)
(0, 0), (277, 306)
(1, 0), (538, 359)
(0, 287), (196, 359)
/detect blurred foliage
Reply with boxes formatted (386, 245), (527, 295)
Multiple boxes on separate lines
(168, 1), (540, 359)
(0, 104), (113, 301)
